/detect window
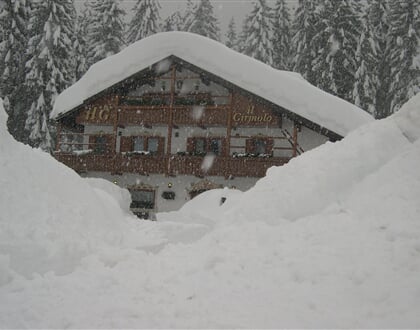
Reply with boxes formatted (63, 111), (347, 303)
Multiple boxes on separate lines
(133, 137), (145, 152)
(161, 191), (176, 200)
(122, 136), (164, 155)
(93, 136), (108, 154)
(210, 139), (222, 155)
(130, 189), (155, 209)
(148, 137), (159, 154)
(188, 138), (223, 156)
(255, 139), (267, 155)
(246, 138), (273, 156)
(194, 138), (206, 155)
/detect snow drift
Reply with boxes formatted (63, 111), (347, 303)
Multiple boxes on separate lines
(1, 94), (420, 328)
(0, 99), (164, 282)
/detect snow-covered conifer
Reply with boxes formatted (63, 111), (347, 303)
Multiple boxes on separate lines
(187, 0), (220, 40)
(225, 17), (238, 50)
(367, 0), (392, 118)
(24, 0), (76, 150)
(387, 0), (420, 114)
(353, 9), (377, 114)
(87, 0), (125, 67)
(182, 0), (196, 32)
(240, 0), (274, 66)
(162, 11), (183, 32)
(127, 0), (161, 44)
(311, 0), (362, 102)
(291, 0), (318, 82)
(272, 0), (291, 70)
(0, 0), (30, 141)
(73, 4), (91, 80)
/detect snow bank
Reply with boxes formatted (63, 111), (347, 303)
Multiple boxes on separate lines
(0, 99), (154, 281)
(1, 95), (420, 328)
(51, 32), (372, 137)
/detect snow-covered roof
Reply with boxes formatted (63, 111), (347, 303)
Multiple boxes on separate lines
(51, 32), (373, 137)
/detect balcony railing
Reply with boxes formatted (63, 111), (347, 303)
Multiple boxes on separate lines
(54, 152), (290, 178)
(117, 105), (230, 126)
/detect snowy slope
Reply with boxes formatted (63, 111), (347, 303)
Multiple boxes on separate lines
(1, 94), (420, 328)
(0, 99), (165, 280)
(51, 32), (372, 137)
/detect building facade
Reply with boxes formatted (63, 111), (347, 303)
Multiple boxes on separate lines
(52, 33), (372, 217)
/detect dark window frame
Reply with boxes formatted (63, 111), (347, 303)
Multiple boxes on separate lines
(189, 137), (224, 156)
(131, 136), (163, 155)
(92, 135), (110, 154)
(246, 137), (273, 156)
(129, 189), (156, 210)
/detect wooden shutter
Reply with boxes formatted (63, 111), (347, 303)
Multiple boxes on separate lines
(157, 137), (165, 155)
(88, 135), (96, 150)
(245, 138), (254, 154)
(266, 138), (274, 155)
(186, 138), (194, 153)
(220, 138), (227, 157)
(120, 136), (134, 153)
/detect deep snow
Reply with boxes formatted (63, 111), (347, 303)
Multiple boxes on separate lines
(1, 94), (420, 328)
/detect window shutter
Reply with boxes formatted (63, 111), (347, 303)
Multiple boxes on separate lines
(105, 136), (112, 154)
(245, 138), (254, 154)
(266, 138), (274, 155)
(157, 137), (165, 155)
(187, 138), (194, 153)
(88, 135), (96, 150)
(218, 138), (225, 156)
(120, 136), (134, 153)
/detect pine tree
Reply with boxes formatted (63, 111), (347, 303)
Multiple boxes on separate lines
(183, 0), (196, 32)
(368, 0), (392, 119)
(353, 8), (377, 114)
(0, 0), (29, 142)
(162, 11), (183, 32)
(87, 0), (125, 67)
(225, 17), (238, 50)
(187, 0), (220, 40)
(74, 4), (91, 80)
(127, 0), (161, 44)
(388, 0), (420, 114)
(311, 0), (362, 102)
(291, 0), (318, 82)
(240, 0), (274, 66)
(272, 0), (291, 70)
(24, 0), (76, 150)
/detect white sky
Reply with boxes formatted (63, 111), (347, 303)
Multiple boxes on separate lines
(75, 0), (298, 38)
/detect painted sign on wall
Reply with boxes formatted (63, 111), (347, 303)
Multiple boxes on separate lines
(85, 105), (111, 121)
(232, 105), (273, 124)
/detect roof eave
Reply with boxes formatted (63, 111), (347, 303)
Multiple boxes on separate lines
(53, 55), (344, 140)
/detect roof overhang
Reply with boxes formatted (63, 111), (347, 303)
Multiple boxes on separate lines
(52, 32), (373, 138)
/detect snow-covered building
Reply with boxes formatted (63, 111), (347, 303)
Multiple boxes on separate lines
(51, 32), (372, 217)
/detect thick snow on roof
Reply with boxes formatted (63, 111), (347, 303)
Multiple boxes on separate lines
(52, 32), (372, 136)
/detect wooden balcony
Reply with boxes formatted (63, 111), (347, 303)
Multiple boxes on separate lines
(54, 153), (290, 178)
(172, 105), (229, 126)
(118, 106), (170, 125)
(118, 105), (229, 126)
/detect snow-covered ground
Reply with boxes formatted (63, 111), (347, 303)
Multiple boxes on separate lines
(1, 94), (420, 328)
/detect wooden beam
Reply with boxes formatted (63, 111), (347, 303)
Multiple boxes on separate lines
(166, 66), (176, 176)
(292, 122), (298, 158)
(226, 92), (233, 158)
(56, 122), (62, 152)
(112, 95), (119, 174)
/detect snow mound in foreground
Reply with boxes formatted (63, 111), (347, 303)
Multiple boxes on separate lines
(0, 95), (420, 328)
(0, 100), (141, 280)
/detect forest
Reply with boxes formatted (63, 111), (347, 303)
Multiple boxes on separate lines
(0, 0), (419, 150)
